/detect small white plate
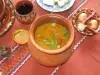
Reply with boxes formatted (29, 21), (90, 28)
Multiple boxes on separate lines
(36, 0), (75, 12)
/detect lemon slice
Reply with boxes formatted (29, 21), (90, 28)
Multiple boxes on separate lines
(13, 29), (29, 44)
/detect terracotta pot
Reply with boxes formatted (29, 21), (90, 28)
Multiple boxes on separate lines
(15, 0), (36, 24)
(28, 14), (75, 67)
(0, 0), (5, 21)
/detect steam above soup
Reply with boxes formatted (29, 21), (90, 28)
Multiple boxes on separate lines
(35, 22), (70, 50)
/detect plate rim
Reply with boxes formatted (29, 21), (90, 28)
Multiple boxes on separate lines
(36, 0), (76, 12)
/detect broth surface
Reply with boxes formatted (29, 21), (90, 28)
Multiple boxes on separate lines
(35, 22), (70, 50)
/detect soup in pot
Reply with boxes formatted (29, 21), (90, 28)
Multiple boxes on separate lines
(35, 22), (70, 50)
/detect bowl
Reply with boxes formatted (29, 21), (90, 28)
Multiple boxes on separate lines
(28, 14), (75, 66)
(0, 0), (5, 21)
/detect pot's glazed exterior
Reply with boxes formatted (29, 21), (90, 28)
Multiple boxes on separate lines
(28, 14), (75, 66)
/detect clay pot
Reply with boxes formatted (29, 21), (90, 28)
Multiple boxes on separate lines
(0, 0), (5, 21)
(15, 0), (36, 24)
(28, 14), (75, 67)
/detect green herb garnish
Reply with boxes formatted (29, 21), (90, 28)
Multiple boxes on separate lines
(57, 45), (61, 49)
(62, 26), (70, 37)
(51, 20), (56, 26)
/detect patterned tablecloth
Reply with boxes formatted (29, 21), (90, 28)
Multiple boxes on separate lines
(0, 0), (100, 75)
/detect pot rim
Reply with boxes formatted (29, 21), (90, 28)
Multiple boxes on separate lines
(0, 0), (5, 20)
(29, 14), (75, 54)
(15, 0), (34, 17)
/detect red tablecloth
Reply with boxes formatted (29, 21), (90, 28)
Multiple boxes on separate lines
(0, 0), (100, 75)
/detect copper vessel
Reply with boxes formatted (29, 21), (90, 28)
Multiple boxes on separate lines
(0, 0), (5, 21)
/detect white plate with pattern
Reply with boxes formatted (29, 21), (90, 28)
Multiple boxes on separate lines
(36, 0), (75, 12)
